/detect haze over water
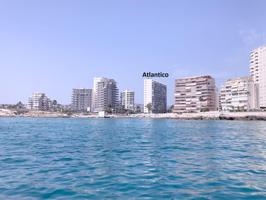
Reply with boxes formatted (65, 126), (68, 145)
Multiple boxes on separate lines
(0, 118), (265, 199)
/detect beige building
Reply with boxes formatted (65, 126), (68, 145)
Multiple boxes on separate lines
(220, 77), (255, 111)
(173, 75), (217, 113)
(250, 45), (266, 109)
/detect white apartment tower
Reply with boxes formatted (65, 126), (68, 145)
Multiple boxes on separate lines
(121, 90), (135, 111)
(250, 45), (266, 109)
(28, 93), (51, 111)
(92, 77), (119, 112)
(71, 88), (92, 112)
(220, 77), (255, 111)
(144, 79), (167, 113)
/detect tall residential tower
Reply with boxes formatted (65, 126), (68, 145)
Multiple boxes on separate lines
(250, 45), (266, 109)
(92, 77), (119, 112)
(144, 79), (167, 113)
(71, 88), (92, 112)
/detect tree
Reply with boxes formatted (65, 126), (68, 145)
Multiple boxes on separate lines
(157, 103), (166, 113)
(52, 100), (57, 105)
(16, 101), (24, 109)
(146, 103), (152, 113)
(136, 105), (141, 113)
(106, 104), (113, 114)
(168, 105), (174, 113)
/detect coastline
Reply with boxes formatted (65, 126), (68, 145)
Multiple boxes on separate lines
(1, 109), (266, 121)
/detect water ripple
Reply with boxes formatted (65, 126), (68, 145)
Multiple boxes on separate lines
(0, 118), (265, 199)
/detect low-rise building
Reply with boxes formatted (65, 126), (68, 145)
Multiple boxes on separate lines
(28, 93), (51, 111)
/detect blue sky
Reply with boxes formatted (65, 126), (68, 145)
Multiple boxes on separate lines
(0, 0), (266, 105)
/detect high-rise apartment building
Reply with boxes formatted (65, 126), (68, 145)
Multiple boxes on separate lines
(173, 75), (217, 113)
(71, 88), (92, 112)
(120, 90), (135, 111)
(27, 92), (51, 111)
(250, 45), (266, 109)
(144, 79), (167, 113)
(92, 77), (119, 112)
(220, 77), (255, 111)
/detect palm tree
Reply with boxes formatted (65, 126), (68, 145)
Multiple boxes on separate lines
(136, 105), (141, 113)
(146, 103), (152, 113)
(168, 105), (174, 113)
(106, 104), (113, 114)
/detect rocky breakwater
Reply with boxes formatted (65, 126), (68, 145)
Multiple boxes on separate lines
(219, 112), (266, 121)
(126, 112), (220, 120)
(0, 109), (69, 118)
(0, 109), (17, 117)
(126, 111), (266, 121)
(22, 111), (69, 118)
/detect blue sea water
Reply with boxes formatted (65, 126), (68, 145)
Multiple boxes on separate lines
(0, 118), (265, 199)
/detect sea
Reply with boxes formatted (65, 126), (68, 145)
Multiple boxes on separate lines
(0, 117), (265, 199)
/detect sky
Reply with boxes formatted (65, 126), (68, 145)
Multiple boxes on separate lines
(0, 0), (266, 105)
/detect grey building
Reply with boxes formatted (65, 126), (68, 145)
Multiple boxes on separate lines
(71, 88), (92, 112)
(144, 79), (167, 113)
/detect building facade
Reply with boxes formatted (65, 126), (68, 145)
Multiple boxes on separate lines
(173, 75), (217, 113)
(71, 88), (92, 112)
(93, 77), (119, 112)
(144, 79), (167, 113)
(27, 93), (51, 111)
(250, 45), (266, 109)
(120, 90), (135, 111)
(220, 77), (255, 111)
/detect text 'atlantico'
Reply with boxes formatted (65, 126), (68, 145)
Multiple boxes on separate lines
(142, 72), (169, 78)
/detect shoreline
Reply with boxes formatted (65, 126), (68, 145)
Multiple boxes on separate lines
(1, 109), (266, 121)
